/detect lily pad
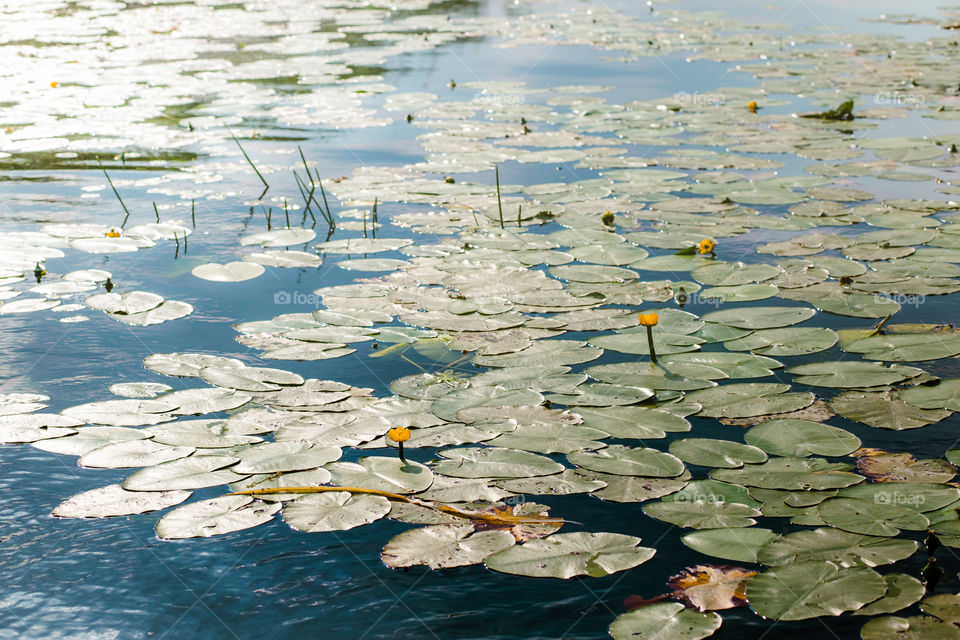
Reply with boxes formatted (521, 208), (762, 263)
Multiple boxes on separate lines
(485, 531), (655, 578)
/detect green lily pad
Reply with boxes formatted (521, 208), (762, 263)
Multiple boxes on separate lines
(686, 383), (815, 419)
(860, 616), (960, 640)
(747, 562), (887, 620)
(711, 457), (863, 490)
(901, 379), (960, 411)
(786, 361), (922, 389)
(326, 457), (434, 493)
(757, 527), (918, 567)
(122, 455), (241, 491)
(381, 524), (516, 569)
(52, 484), (192, 519)
(722, 327), (838, 356)
(744, 419), (861, 457)
(853, 574), (925, 616)
(433, 447), (565, 479)
(681, 528), (779, 563)
(156, 495), (280, 539)
(282, 492), (391, 532)
(609, 603), (721, 640)
(668, 438), (767, 468)
(643, 499), (761, 529)
(485, 531), (655, 578)
(818, 497), (930, 536)
(702, 306), (816, 329)
(831, 390), (953, 430)
(569, 445), (685, 477)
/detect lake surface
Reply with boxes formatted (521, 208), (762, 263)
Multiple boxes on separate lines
(1, 1), (960, 638)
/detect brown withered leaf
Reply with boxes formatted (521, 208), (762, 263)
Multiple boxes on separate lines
(667, 564), (757, 611)
(472, 501), (563, 542)
(856, 452), (956, 483)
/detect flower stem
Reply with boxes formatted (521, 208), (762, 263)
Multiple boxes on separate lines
(398, 440), (406, 463)
(646, 325), (657, 363)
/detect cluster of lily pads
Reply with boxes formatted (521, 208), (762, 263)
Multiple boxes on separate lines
(9, 1), (960, 638)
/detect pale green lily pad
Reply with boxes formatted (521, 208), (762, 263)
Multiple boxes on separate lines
(381, 524), (516, 569)
(901, 379), (960, 411)
(660, 352), (782, 379)
(575, 406), (690, 438)
(691, 261), (780, 286)
(52, 484), (192, 519)
(326, 457), (434, 493)
(686, 383), (815, 419)
(79, 439), (193, 469)
(813, 293), (901, 318)
(723, 327), (838, 356)
(240, 228), (316, 247)
(643, 499), (761, 529)
(108, 382), (174, 398)
(549, 264), (638, 283)
(431, 386), (543, 422)
(432, 447), (564, 479)
(860, 616), (960, 640)
(569, 445), (685, 478)
(818, 497), (930, 536)
(702, 306), (816, 329)
(588, 332), (703, 356)
(233, 442), (342, 474)
(747, 562), (887, 620)
(282, 492), (390, 532)
(32, 426), (149, 457)
(109, 300), (193, 326)
(155, 495), (280, 539)
(486, 423), (607, 454)
(838, 483), (960, 512)
(494, 469), (607, 496)
(843, 333), (960, 362)
(579, 470), (690, 503)
(786, 361), (921, 388)
(681, 528), (779, 563)
(700, 283), (779, 303)
(122, 455), (240, 491)
(668, 438), (767, 468)
(485, 531), (655, 578)
(921, 594), (960, 624)
(831, 390), (952, 430)
(745, 419), (860, 457)
(191, 261), (265, 282)
(853, 574), (925, 616)
(711, 457), (863, 490)
(609, 603), (721, 640)
(757, 527), (918, 567)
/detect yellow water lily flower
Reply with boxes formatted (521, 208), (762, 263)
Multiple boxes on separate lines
(638, 312), (659, 327)
(105, 229), (121, 238)
(387, 427), (411, 442)
(697, 238), (715, 255)
(747, 100), (757, 113)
